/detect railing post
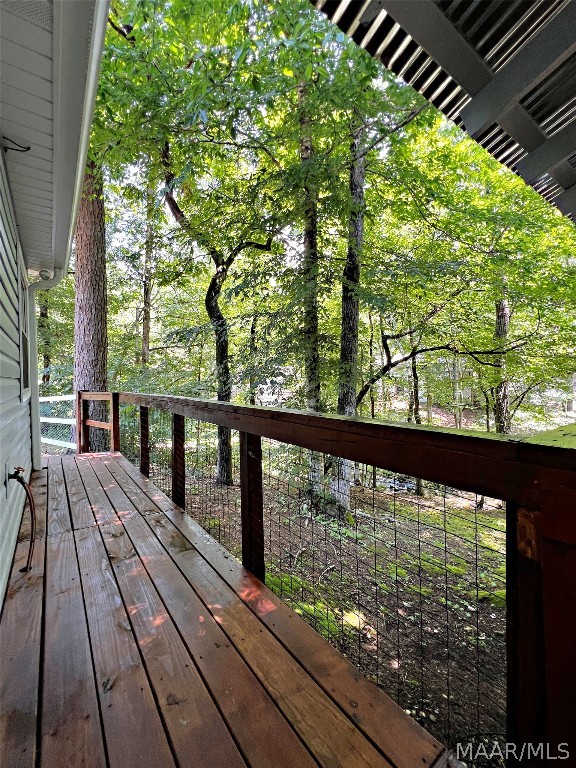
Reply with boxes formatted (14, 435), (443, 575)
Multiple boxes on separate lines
(507, 503), (546, 746)
(171, 413), (186, 508)
(75, 390), (89, 454)
(538, 489), (576, 748)
(110, 392), (120, 452)
(240, 431), (265, 581)
(140, 406), (150, 477)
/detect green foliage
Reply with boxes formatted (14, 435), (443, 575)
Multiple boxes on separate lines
(43, 0), (576, 436)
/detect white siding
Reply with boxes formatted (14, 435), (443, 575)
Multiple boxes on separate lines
(0, 151), (31, 610)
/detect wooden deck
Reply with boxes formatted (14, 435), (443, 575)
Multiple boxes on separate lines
(0, 452), (446, 768)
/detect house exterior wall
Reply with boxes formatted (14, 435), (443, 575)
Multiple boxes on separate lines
(0, 151), (31, 609)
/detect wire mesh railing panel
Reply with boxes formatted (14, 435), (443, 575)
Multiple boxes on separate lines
(147, 409), (172, 496)
(39, 395), (75, 453)
(184, 420), (242, 560)
(119, 403), (140, 465)
(260, 439), (506, 746)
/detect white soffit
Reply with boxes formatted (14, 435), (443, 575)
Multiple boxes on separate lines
(313, 0), (576, 220)
(0, 0), (109, 274)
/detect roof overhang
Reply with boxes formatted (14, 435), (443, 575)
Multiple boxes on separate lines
(312, 0), (576, 220)
(0, 0), (109, 276)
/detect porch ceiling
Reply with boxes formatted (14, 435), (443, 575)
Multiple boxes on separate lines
(312, 0), (576, 220)
(0, 0), (109, 276)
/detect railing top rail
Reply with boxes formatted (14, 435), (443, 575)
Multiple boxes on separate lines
(39, 394), (75, 402)
(79, 391), (114, 402)
(108, 391), (576, 510)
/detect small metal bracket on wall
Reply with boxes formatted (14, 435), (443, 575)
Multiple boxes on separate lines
(7, 467), (36, 572)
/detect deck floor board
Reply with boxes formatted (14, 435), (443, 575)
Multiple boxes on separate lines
(0, 453), (446, 768)
(0, 469), (47, 768)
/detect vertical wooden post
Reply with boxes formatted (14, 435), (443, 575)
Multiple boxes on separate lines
(110, 392), (120, 452)
(140, 406), (150, 477)
(76, 391), (90, 454)
(75, 390), (84, 454)
(171, 413), (186, 509)
(240, 431), (265, 581)
(508, 489), (576, 747)
(506, 503), (546, 745)
(539, 487), (576, 748)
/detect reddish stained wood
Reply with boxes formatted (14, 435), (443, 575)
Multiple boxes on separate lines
(110, 392), (120, 452)
(100, 454), (161, 516)
(61, 456), (96, 529)
(74, 456), (127, 526)
(117, 511), (319, 768)
(84, 458), (306, 768)
(46, 457), (72, 535)
(42, 530), (106, 768)
(80, 392), (113, 402)
(84, 419), (111, 430)
(171, 413), (185, 508)
(0, 470), (47, 768)
(507, 504), (546, 745)
(111, 455), (443, 768)
(140, 405), (150, 477)
(145, 514), (393, 768)
(75, 390), (86, 454)
(97, 520), (248, 768)
(240, 432), (265, 581)
(539, 489), (576, 747)
(117, 393), (576, 507)
(88, 457), (142, 523)
(74, 525), (176, 768)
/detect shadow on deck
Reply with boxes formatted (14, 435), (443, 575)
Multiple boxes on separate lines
(0, 452), (446, 768)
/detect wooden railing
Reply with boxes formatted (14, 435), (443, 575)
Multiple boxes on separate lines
(76, 390), (120, 453)
(76, 390), (576, 750)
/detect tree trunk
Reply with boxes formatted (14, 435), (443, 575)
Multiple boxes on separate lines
(73, 161), (108, 452)
(368, 312), (377, 489)
(249, 315), (257, 406)
(493, 297), (511, 433)
(141, 185), (154, 367)
(37, 291), (51, 392)
(298, 82), (322, 509)
(452, 356), (462, 429)
(331, 126), (365, 518)
(161, 141), (235, 485)
(408, 336), (424, 495)
(205, 266), (233, 485)
(411, 354), (422, 425)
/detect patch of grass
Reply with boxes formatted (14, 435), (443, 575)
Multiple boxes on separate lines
(476, 588), (506, 609)
(265, 572), (307, 598)
(266, 570), (356, 642)
(408, 584), (432, 597)
(446, 562), (468, 577)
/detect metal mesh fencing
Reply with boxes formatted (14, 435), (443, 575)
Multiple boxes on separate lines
(147, 408), (173, 496)
(184, 420), (242, 559)
(119, 403), (140, 465)
(118, 412), (506, 747)
(259, 441), (506, 746)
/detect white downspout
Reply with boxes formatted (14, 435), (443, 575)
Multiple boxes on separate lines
(28, 268), (65, 470)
